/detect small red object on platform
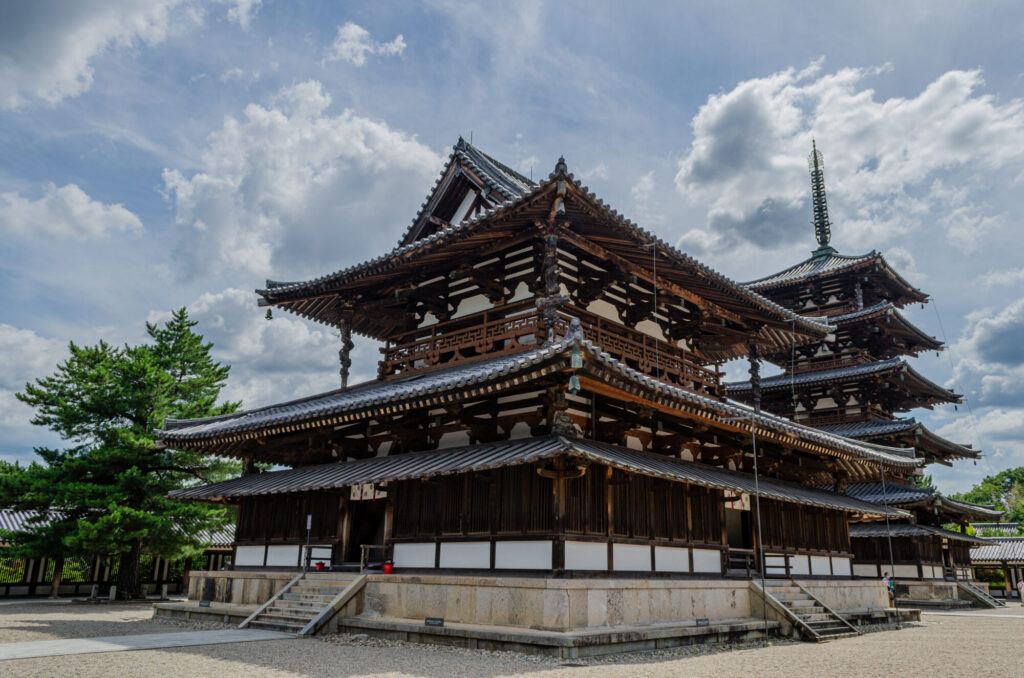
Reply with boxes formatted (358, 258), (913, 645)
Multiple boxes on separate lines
(383, 562), (394, 574)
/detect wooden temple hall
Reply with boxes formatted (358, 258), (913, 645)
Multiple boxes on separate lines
(161, 140), (927, 580)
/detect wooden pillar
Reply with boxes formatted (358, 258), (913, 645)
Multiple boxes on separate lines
(552, 457), (567, 573)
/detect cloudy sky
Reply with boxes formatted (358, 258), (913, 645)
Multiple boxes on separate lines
(2, 1), (1022, 493)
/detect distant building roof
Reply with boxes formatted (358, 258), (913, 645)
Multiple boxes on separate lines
(0, 509), (234, 549)
(971, 538), (1024, 564)
(970, 522), (1021, 536)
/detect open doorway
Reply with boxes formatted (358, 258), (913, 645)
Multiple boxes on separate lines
(343, 499), (387, 566)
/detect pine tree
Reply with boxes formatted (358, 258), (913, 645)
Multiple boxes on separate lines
(2, 309), (240, 598)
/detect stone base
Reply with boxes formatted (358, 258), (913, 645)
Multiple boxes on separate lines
(337, 615), (779, 658)
(154, 600), (258, 625)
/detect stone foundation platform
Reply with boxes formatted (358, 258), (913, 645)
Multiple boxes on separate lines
(173, 571), (906, 655)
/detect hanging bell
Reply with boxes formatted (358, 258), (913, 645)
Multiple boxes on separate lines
(570, 345), (583, 369)
(568, 374), (581, 395)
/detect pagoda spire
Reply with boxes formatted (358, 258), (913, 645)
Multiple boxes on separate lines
(808, 140), (833, 254)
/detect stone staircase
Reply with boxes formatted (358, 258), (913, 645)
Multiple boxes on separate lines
(762, 582), (859, 642)
(240, 573), (362, 635)
(957, 580), (1006, 609)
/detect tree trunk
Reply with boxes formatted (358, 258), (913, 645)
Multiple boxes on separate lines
(115, 540), (143, 600)
(48, 557), (65, 599)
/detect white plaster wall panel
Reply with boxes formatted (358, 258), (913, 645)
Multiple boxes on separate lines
(436, 430), (471, 449)
(266, 545), (300, 567)
(853, 564), (878, 578)
(452, 294), (491, 319)
(894, 564), (919, 579)
(691, 548), (722, 573)
(439, 542), (490, 569)
(654, 546), (689, 573)
(810, 556), (831, 576)
(565, 541), (608, 570)
(831, 557), (852, 576)
(790, 555), (810, 576)
(612, 544), (652, 571)
(394, 543), (436, 569)
(309, 547), (332, 561)
(234, 546), (265, 567)
(495, 541), (552, 569)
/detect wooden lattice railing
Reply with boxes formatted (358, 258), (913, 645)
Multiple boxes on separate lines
(378, 304), (722, 397)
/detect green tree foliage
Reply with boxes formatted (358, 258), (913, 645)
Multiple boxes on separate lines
(0, 309), (239, 598)
(951, 467), (1024, 526)
(912, 474), (934, 490)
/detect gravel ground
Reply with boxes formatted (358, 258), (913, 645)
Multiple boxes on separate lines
(1, 602), (1022, 677)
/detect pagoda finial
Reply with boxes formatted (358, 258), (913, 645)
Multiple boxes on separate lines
(808, 139), (833, 253)
(555, 155), (567, 175)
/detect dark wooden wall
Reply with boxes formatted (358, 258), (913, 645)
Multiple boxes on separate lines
(236, 491), (344, 544)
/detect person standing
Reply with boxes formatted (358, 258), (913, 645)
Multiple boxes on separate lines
(883, 572), (894, 604)
(1017, 576), (1024, 606)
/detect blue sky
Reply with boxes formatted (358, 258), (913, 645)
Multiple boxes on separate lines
(2, 1), (1023, 493)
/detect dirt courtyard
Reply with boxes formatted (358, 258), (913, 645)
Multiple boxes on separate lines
(1, 601), (1022, 678)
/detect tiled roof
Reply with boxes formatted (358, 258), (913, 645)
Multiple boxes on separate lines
(0, 509), (233, 548)
(843, 482), (935, 506)
(744, 249), (926, 302)
(819, 418), (921, 438)
(255, 157), (833, 344)
(725, 357), (960, 403)
(826, 302), (942, 350)
(817, 418), (978, 460)
(842, 483), (1002, 518)
(971, 538), (1024, 563)
(160, 328), (921, 469)
(849, 522), (990, 545)
(168, 435), (908, 518)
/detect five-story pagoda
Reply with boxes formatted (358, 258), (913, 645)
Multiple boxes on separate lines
(728, 143), (999, 583)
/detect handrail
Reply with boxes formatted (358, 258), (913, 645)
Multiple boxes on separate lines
(749, 579), (818, 640)
(299, 573), (368, 636)
(238, 571), (304, 629)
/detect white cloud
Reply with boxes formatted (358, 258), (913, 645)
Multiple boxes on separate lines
(224, 0), (262, 30)
(0, 0), (195, 109)
(0, 183), (143, 239)
(977, 267), (1024, 289)
(161, 80), (443, 280)
(674, 63), (1024, 254)
(323, 22), (406, 67)
(630, 171), (659, 224)
(148, 288), (378, 411)
(0, 325), (69, 462)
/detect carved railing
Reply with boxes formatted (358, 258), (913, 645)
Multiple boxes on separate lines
(787, 349), (872, 375)
(378, 304), (722, 398)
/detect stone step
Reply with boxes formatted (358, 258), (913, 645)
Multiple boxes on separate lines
(766, 585), (800, 593)
(773, 592), (811, 601)
(281, 591), (339, 601)
(815, 631), (858, 641)
(795, 612), (832, 622)
(781, 599), (816, 608)
(270, 602), (325, 614)
(249, 620), (304, 633)
(260, 611), (320, 624)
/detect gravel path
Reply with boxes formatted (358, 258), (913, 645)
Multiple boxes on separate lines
(1, 602), (1020, 677)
